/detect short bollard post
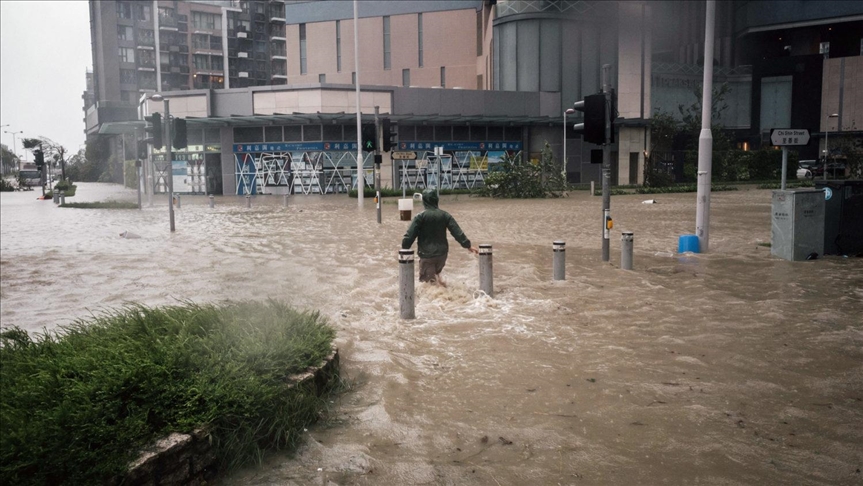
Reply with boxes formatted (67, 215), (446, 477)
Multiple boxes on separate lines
(553, 240), (566, 281)
(399, 249), (415, 319)
(209, 195), (214, 208)
(479, 244), (494, 298)
(621, 231), (634, 270)
(245, 194), (251, 208)
(59, 191), (65, 205)
(53, 191), (59, 204)
(175, 195), (181, 209)
(284, 193), (290, 207)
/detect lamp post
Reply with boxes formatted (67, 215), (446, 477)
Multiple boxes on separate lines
(563, 108), (575, 180)
(4, 130), (23, 171)
(138, 93), (154, 207)
(823, 113), (838, 180)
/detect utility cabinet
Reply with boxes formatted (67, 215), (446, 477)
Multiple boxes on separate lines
(814, 180), (863, 256)
(771, 190), (825, 261)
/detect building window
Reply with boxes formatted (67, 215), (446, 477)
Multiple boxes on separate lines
(403, 69), (410, 87)
(192, 12), (220, 31)
(476, 10), (483, 56)
(118, 47), (135, 63)
(336, 20), (341, 72)
(440, 66), (445, 88)
(193, 34), (209, 49)
(418, 13), (423, 68)
(194, 54), (209, 70)
(139, 71), (156, 89)
(117, 25), (133, 41)
(352, 71), (356, 85)
(116, 2), (132, 20)
(299, 23), (307, 75)
(319, 74), (326, 83)
(383, 16), (391, 70)
(135, 4), (151, 22)
(139, 49), (155, 66)
(120, 69), (136, 84)
(212, 56), (223, 71)
(137, 29), (154, 44)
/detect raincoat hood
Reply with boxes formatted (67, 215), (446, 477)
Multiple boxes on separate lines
(421, 189), (439, 210)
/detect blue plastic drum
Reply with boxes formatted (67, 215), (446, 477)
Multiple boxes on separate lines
(678, 234), (700, 253)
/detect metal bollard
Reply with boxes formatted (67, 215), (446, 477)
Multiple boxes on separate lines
(591, 181), (595, 196)
(621, 232), (634, 270)
(553, 240), (565, 281)
(284, 193), (290, 207)
(245, 194), (251, 208)
(479, 244), (493, 297)
(53, 191), (59, 204)
(59, 191), (65, 205)
(173, 195), (181, 209)
(209, 195), (214, 208)
(399, 249), (415, 319)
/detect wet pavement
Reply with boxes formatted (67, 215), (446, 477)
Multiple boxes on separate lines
(1, 183), (861, 485)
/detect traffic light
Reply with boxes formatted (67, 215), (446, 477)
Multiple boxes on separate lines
(382, 119), (398, 152)
(172, 118), (187, 149)
(572, 93), (606, 145)
(33, 148), (44, 169)
(145, 113), (162, 149)
(361, 124), (377, 152)
(137, 139), (149, 159)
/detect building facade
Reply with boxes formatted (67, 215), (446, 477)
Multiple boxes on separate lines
(89, 0), (863, 195)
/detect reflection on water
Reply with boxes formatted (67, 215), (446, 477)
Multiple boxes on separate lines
(2, 183), (861, 485)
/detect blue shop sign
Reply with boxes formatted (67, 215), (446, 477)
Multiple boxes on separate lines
(233, 141), (522, 153)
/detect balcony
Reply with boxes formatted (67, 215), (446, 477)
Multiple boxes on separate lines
(158, 15), (178, 29)
(270, 49), (286, 60)
(268, 12), (285, 22)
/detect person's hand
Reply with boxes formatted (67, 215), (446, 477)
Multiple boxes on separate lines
(468, 246), (479, 255)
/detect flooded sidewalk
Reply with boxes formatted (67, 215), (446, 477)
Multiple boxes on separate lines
(2, 184), (861, 484)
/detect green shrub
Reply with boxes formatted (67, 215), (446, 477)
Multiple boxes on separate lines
(53, 179), (77, 197)
(59, 201), (139, 209)
(479, 142), (567, 198)
(0, 178), (14, 192)
(0, 301), (337, 485)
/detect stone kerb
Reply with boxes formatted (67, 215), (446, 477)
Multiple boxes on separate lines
(123, 346), (340, 486)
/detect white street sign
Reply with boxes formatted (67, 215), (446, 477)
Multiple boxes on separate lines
(391, 151), (416, 160)
(770, 129), (810, 146)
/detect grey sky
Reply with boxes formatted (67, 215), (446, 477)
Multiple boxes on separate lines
(1, 1), (91, 160)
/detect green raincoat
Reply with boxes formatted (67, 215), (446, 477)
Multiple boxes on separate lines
(401, 189), (472, 258)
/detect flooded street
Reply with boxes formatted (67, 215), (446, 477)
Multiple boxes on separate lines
(2, 183), (861, 485)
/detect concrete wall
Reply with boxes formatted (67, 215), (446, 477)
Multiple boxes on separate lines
(285, 8), (479, 89)
(821, 56), (863, 133)
(251, 88), (392, 115)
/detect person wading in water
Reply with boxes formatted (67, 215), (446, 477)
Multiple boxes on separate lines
(401, 188), (478, 287)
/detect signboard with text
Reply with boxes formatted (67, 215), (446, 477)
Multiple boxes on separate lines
(770, 129), (810, 146)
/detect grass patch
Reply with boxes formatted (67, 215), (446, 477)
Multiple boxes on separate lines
(756, 180), (815, 190)
(59, 200), (139, 209)
(0, 300), (337, 485)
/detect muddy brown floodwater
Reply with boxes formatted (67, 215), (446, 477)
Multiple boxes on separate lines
(1, 183), (861, 485)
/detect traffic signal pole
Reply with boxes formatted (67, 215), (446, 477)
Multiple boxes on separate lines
(374, 106), (381, 224)
(164, 100), (175, 232)
(601, 64), (612, 262)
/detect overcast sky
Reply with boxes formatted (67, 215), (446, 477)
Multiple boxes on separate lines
(1, 1), (91, 159)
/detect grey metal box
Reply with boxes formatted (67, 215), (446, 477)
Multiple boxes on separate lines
(771, 190), (825, 261)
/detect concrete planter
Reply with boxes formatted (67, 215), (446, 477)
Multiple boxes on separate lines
(122, 346), (339, 486)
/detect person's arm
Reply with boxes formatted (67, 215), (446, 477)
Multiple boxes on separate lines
(447, 215), (477, 254)
(401, 215), (421, 249)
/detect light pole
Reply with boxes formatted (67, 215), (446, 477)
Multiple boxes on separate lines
(823, 113), (838, 180)
(138, 93), (155, 207)
(4, 130), (23, 171)
(563, 108), (575, 180)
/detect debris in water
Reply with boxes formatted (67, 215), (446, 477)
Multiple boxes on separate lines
(480, 435), (489, 444)
(586, 378), (596, 383)
(526, 388), (536, 392)
(498, 437), (513, 445)
(642, 199), (658, 204)
(119, 230), (141, 239)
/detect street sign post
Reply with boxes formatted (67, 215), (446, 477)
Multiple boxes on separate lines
(770, 129), (811, 190)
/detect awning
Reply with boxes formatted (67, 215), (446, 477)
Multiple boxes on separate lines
(98, 120), (147, 135)
(181, 112), (566, 127)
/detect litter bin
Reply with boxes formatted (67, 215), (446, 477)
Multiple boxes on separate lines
(814, 180), (863, 256)
(771, 190), (825, 261)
